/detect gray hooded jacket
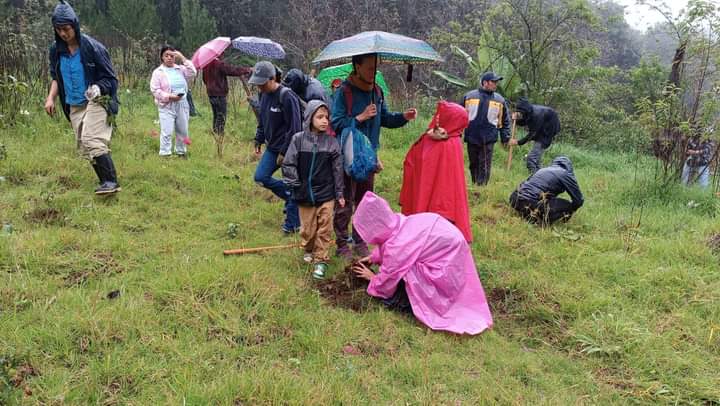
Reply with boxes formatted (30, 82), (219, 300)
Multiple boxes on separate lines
(282, 100), (344, 206)
(517, 156), (584, 209)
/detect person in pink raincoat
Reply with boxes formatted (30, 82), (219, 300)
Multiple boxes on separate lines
(352, 192), (493, 335)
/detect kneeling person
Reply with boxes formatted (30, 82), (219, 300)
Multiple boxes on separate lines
(282, 101), (345, 279)
(509, 156), (583, 225)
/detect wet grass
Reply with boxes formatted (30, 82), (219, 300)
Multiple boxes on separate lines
(1, 92), (719, 404)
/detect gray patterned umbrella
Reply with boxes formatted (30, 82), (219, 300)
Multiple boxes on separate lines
(231, 36), (286, 59)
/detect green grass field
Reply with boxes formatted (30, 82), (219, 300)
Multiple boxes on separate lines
(1, 90), (719, 405)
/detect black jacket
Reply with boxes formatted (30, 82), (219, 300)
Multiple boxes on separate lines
(48, 1), (119, 121)
(516, 156), (584, 210)
(283, 68), (328, 104)
(254, 85), (302, 154)
(282, 100), (344, 206)
(515, 98), (560, 148)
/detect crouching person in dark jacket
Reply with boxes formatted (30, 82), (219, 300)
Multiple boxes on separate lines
(509, 156), (583, 225)
(509, 97), (560, 174)
(282, 100), (345, 280)
(45, 1), (121, 195)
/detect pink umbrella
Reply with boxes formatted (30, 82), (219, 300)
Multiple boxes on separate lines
(191, 37), (231, 69)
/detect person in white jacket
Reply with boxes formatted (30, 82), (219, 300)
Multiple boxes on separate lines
(150, 46), (197, 158)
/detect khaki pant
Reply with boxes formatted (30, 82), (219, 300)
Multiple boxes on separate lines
(69, 101), (112, 160)
(299, 200), (335, 263)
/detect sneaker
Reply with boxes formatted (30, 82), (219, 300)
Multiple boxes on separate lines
(95, 181), (121, 195)
(281, 224), (300, 234)
(335, 244), (353, 262)
(312, 263), (328, 280)
(353, 242), (370, 258)
(303, 252), (313, 263)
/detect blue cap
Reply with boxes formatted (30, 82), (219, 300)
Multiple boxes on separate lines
(481, 72), (503, 83)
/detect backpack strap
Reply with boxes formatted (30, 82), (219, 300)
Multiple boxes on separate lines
(343, 83), (353, 118)
(279, 85), (307, 110)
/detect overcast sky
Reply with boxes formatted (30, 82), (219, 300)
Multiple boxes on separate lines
(613, 0), (690, 31)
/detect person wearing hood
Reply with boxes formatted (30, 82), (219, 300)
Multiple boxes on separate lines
(44, 0), (121, 195)
(351, 192), (493, 335)
(150, 45), (197, 158)
(508, 97), (561, 174)
(331, 53), (417, 261)
(282, 100), (345, 279)
(282, 68), (328, 105)
(399, 101), (473, 242)
(461, 72), (511, 185)
(202, 53), (252, 136)
(509, 156), (584, 225)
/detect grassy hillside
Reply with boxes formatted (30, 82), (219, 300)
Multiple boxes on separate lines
(1, 91), (719, 405)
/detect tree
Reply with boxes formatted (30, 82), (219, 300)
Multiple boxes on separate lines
(634, 0), (720, 187)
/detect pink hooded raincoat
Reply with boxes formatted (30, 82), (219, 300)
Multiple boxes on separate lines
(353, 192), (493, 335)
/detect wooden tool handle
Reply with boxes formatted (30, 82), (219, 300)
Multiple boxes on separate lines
(507, 118), (517, 171)
(223, 243), (299, 256)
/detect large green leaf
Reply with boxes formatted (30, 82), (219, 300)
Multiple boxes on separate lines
(451, 45), (479, 73)
(433, 70), (470, 88)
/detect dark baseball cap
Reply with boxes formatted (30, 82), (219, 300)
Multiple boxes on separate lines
(481, 72), (503, 82)
(248, 61), (276, 85)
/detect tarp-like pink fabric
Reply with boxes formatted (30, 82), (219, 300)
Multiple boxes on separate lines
(353, 192), (493, 335)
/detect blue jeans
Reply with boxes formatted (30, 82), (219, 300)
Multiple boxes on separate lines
(681, 161), (710, 189)
(254, 149), (300, 228)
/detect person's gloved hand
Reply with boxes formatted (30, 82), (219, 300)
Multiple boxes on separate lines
(276, 154), (285, 166)
(84, 84), (101, 101)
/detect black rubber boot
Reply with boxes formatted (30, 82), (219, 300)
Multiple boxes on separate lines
(91, 162), (102, 185)
(94, 153), (121, 195)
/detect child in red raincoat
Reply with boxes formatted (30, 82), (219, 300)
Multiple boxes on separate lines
(399, 101), (472, 242)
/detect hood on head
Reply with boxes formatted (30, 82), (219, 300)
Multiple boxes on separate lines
(353, 192), (401, 245)
(552, 156), (574, 174)
(427, 100), (469, 138)
(516, 97), (533, 116)
(283, 68), (307, 95)
(303, 99), (329, 131)
(52, 1), (80, 44)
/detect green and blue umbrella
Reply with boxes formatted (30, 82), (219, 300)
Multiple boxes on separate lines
(312, 31), (443, 65)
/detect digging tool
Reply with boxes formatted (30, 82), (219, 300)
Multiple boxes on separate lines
(224, 240), (336, 256)
(224, 243), (299, 256)
(506, 117), (517, 171)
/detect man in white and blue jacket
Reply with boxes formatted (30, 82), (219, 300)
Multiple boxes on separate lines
(461, 72), (511, 185)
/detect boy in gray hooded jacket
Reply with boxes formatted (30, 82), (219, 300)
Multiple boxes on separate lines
(283, 100), (345, 279)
